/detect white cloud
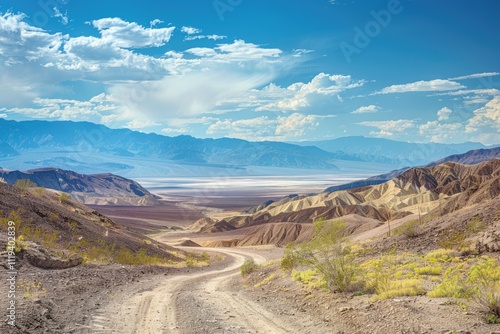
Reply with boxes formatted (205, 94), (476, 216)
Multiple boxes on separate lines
(150, 19), (163, 27)
(126, 119), (160, 129)
(6, 94), (120, 122)
(359, 119), (416, 137)
(249, 73), (365, 112)
(466, 97), (500, 139)
(206, 113), (320, 141)
(167, 117), (219, 127)
(185, 34), (226, 41)
(275, 113), (319, 137)
(449, 72), (499, 81)
(0, 113), (7, 118)
(53, 7), (68, 25)
(352, 105), (379, 114)
(161, 127), (190, 134)
(91, 17), (175, 48)
(437, 107), (452, 121)
(419, 121), (464, 143)
(377, 79), (465, 94)
(181, 26), (202, 35)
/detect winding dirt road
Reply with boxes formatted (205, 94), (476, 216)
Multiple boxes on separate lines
(86, 247), (302, 334)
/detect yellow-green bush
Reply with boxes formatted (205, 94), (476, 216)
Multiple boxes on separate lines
(254, 273), (277, 288)
(292, 269), (326, 289)
(414, 266), (443, 276)
(374, 279), (425, 300)
(241, 259), (259, 276)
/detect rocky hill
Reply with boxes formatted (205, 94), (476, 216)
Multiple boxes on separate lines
(0, 168), (159, 205)
(197, 159), (500, 246)
(324, 145), (500, 193)
(0, 181), (180, 269)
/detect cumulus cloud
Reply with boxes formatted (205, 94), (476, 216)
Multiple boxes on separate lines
(352, 105), (379, 114)
(91, 17), (174, 48)
(248, 73), (365, 112)
(6, 94), (119, 121)
(376, 79), (465, 94)
(359, 119), (416, 137)
(419, 121), (464, 143)
(206, 113), (320, 141)
(181, 26), (202, 35)
(437, 107), (452, 121)
(466, 97), (500, 138)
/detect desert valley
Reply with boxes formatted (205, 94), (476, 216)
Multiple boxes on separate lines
(1, 1), (500, 333)
(1, 120), (500, 333)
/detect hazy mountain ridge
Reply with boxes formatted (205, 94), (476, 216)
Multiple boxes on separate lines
(0, 167), (159, 205)
(0, 119), (339, 171)
(324, 146), (500, 193)
(293, 136), (488, 165)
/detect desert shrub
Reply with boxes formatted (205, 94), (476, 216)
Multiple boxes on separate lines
(414, 266), (443, 276)
(393, 219), (421, 238)
(428, 263), (470, 298)
(58, 192), (72, 203)
(438, 217), (486, 250)
(282, 219), (360, 292)
(292, 269), (326, 289)
(186, 251), (211, 267)
(241, 259), (259, 276)
(374, 278), (425, 300)
(33, 187), (45, 197)
(424, 249), (459, 263)
(254, 273), (277, 288)
(466, 257), (500, 321)
(14, 179), (37, 193)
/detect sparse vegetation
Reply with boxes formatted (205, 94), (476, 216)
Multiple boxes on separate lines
(254, 273), (277, 288)
(393, 219), (421, 238)
(241, 259), (259, 276)
(185, 251), (211, 267)
(282, 219), (360, 292)
(58, 192), (72, 203)
(17, 279), (47, 299)
(14, 179), (37, 193)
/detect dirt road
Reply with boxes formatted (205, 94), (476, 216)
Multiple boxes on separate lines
(85, 247), (307, 334)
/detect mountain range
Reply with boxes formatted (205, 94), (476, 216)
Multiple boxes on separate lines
(0, 119), (492, 177)
(292, 136), (489, 165)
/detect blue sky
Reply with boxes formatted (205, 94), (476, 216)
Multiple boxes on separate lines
(0, 0), (499, 144)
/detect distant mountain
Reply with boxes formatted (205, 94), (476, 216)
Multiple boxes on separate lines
(293, 136), (487, 165)
(0, 119), (339, 171)
(0, 167), (159, 205)
(0, 142), (20, 157)
(324, 145), (500, 193)
(426, 146), (500, 167)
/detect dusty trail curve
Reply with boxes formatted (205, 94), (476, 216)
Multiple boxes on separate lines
(86, 247), (299, 334)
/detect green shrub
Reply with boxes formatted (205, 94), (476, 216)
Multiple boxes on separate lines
(375, 278), (425, 300)
(414, 266), (443, 276)
(241, 259), (259, 276)
(282, 219), (360, 292)
(467, 257), (500, 320)
(14, 179), (37, 193)
(58, 192), (72, 203)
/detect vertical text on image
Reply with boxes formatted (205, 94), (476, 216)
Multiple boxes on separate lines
(6, 220), (17, 326)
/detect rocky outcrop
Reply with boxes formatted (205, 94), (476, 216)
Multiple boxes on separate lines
(21, 242), (83, 269)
